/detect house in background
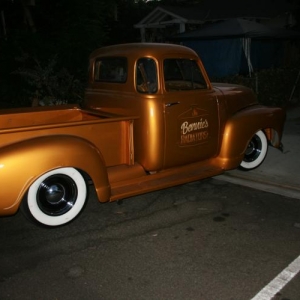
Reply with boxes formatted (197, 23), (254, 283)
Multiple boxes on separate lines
(134, 0), (298, 42)
(134, 0), (300, 77)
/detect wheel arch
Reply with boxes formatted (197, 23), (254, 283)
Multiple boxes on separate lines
(216, 106), (285, 169)
(0, 135), (111, 216)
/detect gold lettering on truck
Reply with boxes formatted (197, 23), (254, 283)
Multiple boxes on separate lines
(181, 118), (208, 134)
(180, 118), (209, 146)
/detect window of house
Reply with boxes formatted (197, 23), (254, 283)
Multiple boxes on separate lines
(136, 58), (158, 94)
(94, 57), (127, 83)
(163, 59), (207, 91)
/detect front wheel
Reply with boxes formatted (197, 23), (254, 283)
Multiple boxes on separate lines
(239, 130), (268, 171)
(22, 167), (87, 227)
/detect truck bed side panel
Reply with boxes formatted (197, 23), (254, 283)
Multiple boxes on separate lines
(0, 114), (134, 167)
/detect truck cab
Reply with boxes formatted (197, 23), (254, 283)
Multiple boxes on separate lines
(84, 43), (279, 172)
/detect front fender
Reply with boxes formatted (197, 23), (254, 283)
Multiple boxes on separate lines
(0, 135), (110, 216)
(216, 105), (285, 169)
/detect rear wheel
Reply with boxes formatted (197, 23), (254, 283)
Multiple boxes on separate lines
(23, 167), (87, 227)
(239, 130), (268, 171)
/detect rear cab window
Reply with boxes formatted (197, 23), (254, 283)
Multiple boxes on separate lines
(94, 57), (127, 83)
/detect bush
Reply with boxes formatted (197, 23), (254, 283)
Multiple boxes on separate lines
(211, 67), (300, 107)
(13, 54), (84, 106)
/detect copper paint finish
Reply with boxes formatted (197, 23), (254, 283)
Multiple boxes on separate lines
(0, 43), (285, 217)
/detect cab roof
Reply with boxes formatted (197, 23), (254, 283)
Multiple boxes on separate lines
(89, 43), (199, 60)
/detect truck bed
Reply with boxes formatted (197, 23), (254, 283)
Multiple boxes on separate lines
(0, 105), (136, 167)
(0, 104), (126, 129)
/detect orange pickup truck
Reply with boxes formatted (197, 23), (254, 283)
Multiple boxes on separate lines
(0, 43), (285, 227)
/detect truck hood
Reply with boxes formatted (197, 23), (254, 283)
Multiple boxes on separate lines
(212, 82), (258, 115)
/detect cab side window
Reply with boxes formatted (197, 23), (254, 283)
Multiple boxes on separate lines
(164, 59), (207, 91)
(94, 57), (127, 83)
(136, 58), (158, 94)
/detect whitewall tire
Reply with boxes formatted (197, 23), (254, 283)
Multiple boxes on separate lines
(239, 130), (268, 171)
(24, 167), (87, 227)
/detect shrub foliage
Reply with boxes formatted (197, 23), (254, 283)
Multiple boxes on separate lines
(211, 66), (300, 108)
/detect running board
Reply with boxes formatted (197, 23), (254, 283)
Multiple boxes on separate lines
(110, 161), (223, 201)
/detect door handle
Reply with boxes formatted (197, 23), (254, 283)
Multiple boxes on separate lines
(165, 101), (180, 107)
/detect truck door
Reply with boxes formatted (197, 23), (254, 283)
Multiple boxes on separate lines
(162, 58), (219, 168)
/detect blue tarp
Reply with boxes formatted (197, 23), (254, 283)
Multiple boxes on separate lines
(172, 18), (299, 77)
(183, 39), (243, 77)
(183, 39), (284, 77)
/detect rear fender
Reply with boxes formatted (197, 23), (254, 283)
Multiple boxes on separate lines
(217, 106), (285, 169)
(0, 135), (110, 215)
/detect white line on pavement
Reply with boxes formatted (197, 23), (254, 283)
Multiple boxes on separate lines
(251, 255), (300, 300)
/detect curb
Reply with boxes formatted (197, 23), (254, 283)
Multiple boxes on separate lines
(216, 173), (300, 200)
